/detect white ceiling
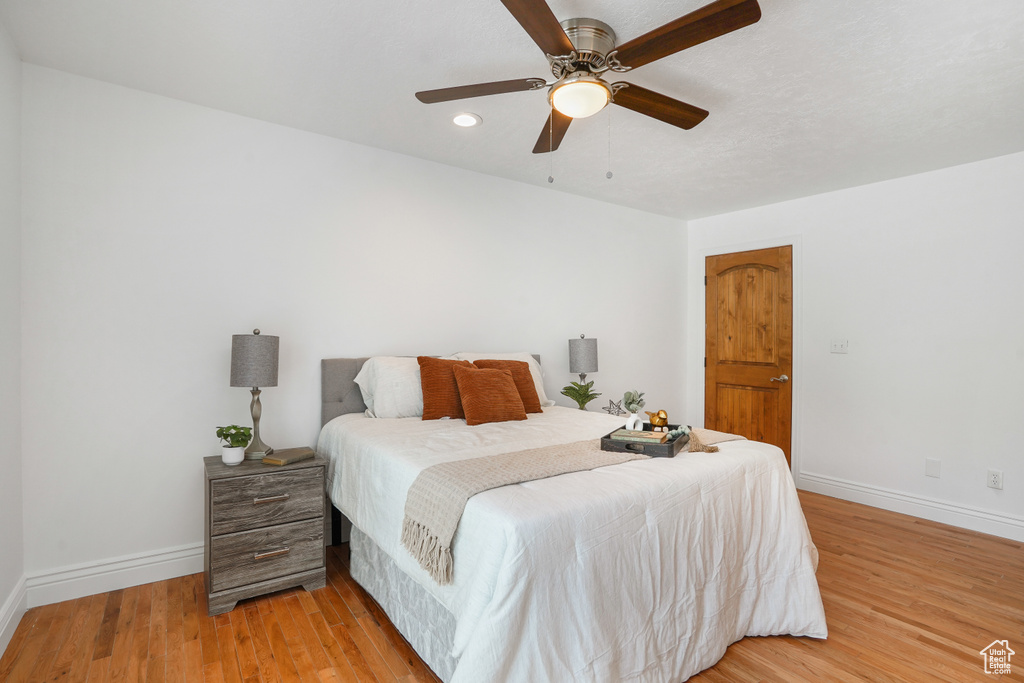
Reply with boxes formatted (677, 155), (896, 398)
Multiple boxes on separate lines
(2, 0), (1023, 220)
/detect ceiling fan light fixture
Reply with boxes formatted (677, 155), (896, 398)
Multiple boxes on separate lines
(452, 112), (482, 127)
(417, 0), (763, 153)
(550, 75), (612, 119)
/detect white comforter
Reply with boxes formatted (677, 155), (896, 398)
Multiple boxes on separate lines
(318, 407), (827, 683)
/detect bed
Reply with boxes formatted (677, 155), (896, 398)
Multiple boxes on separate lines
(317, 355), (827, 683)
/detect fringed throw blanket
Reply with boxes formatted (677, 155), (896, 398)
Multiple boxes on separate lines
(688, 428), (747, 452)
(401, 439), (648, 585)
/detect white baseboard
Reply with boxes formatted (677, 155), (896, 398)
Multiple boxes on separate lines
(0, 574), (27, 659)
(25, 542), (204, 608)
(798, 471), (1024, 542)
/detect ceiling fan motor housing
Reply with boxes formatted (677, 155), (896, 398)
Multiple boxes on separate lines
(558, 18), (617, 71)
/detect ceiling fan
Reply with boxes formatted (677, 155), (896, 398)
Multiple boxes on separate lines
(415, 0), (762, 154)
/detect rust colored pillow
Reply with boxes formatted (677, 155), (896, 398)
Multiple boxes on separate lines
(472, 359), (542, 413)
(452, 366), (528, 426)
(418, 356), (476, 420)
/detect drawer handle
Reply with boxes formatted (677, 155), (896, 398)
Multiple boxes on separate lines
(254, 547), (291, 561)
(253, 494), (290, 505)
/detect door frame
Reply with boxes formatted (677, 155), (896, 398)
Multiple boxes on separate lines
(688, 235), (804, 478)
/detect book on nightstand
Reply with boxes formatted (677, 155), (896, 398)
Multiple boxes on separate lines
(262, 446), (315, 466)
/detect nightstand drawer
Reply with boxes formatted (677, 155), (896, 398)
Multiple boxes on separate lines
(210, 518), (324, 592)
(210, 468), (324, 535)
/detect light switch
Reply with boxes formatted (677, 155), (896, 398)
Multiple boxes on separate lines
(830, 339), (849, 354)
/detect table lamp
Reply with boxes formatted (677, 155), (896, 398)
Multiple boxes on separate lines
(568, 333), (598, 383)
(230, 328), (279, 459)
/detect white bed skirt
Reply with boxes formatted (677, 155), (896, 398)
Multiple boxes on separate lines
(350, 526), (457, 681)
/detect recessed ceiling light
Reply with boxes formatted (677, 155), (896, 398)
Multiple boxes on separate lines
(452, 113), (482, 128)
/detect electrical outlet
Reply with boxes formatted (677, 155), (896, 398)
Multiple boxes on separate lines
(830, 339), (849, 354)
(925, 458), (941, 478)
(987, 470), (1004, 490)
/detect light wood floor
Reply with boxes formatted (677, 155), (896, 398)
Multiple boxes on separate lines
(693, 491), (1024, 682)
(2, 491), (1022, 682)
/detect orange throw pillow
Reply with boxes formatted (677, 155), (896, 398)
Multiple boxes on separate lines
(472, 359), (542, 413)
(418, 357), (476, 420)
(453, 366), (528, 426)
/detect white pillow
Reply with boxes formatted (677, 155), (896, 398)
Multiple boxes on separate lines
(353, 357), (423, 418)
(449, 352), (555, 407)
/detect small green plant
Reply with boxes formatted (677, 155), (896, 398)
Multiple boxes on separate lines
(623, 390), (646, 414)
(561, 380), (602, 410)
(216, 425), (252, 448)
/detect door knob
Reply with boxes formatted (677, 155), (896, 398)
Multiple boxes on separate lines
(770, 374), (789, 383)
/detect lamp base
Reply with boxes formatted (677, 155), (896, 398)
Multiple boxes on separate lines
(244, 452), (272, 460)
(245, 388), (273, 460)
(244, 432), (274, 460)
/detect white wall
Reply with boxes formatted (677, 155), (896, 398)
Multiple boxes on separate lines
(19, 65), (686, 604)
(20, 47), (1020, 620)
(0, 17), (25, 655)
(686, 152), (1024, 540)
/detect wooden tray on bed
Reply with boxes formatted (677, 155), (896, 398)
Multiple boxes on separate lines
(600, 423), (689, 458)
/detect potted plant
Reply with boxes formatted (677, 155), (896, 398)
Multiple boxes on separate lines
(561, 380), (602, 410)
(623, 390), (645, 430)
(216, 425), (252, 466)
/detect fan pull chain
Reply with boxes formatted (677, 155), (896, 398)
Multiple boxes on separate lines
(606, 107), (613, 180)
(548, 102), (555, 184)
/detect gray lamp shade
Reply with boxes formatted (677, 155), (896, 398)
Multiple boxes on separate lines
(569, 336), (598, 374)
(230, 331), (279, 388)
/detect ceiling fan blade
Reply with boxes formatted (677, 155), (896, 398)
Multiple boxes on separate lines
(614, 0), (762, 69)
(532, 109), (572, 154)
(612, 84), (709, 130)
(500, 0), (575, 56)
(416, 78), (545, 104)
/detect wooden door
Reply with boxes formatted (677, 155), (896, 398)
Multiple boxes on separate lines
(705, 246), (793, 465)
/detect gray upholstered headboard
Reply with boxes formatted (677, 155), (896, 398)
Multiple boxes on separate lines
(321, 357), (371, 426)
(320, 355), (542, 427)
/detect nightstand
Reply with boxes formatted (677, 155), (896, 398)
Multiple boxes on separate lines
(203, 455), (328, 616)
